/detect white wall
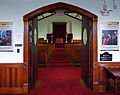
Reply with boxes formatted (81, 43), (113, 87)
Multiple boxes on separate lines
(38, 15), (82, 40)
(0, 0), (120, 63)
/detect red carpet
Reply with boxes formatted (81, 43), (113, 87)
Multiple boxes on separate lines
(36, 48), (113, 95)
(0, 48), (114, 95)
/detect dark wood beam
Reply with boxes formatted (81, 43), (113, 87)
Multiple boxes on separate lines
(37, 13), (55, 21)
(65, 14), (82, 21)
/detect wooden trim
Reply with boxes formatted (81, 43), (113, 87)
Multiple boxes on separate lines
(24, 20), (29, 63)
(37, 13), (55, 21)
(0, 87), (24, 93)
(23, 20), (29, 93)
(65, 14), (82, 21)
(23, 2), (97, 20)
(24, 85), (28, 93)
(92, 19), (99, 91)
(92, 19), (98, 61)
(0, 63), (23, 67)
(99, 62), (120, 65)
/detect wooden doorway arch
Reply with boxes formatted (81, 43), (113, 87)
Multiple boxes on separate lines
(23, 2), (98, 92)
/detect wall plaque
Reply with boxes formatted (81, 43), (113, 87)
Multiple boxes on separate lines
(100, 52), (112, 61)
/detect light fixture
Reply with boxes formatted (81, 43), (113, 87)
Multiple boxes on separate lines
(103, 0), (107, 10)
(113, 0), (117, 9)
(100, 0), (112, 16)
(100, 9), (112, 16)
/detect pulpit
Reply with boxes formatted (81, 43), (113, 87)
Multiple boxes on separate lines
(55, 38), (64, 48)
(56, 38), (63, 43)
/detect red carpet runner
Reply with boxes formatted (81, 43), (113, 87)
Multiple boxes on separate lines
(1, 48), (114, 95)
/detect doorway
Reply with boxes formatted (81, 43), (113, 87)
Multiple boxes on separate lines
(23, 2), (98, 92)
(53, 22), (66, 48)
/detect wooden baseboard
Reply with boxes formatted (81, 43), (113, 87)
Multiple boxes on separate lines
(34, 80), (42, 89)
(98, 85), (106, 92)
(0, 87), (24, 93)
(79, 79), (87, 88)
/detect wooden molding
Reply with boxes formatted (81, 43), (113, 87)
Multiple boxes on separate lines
(23, 2), (97, 20)
(0, 87), (24, 93)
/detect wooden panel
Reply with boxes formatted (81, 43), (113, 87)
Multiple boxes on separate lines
(30, 18), (38, 89)
(98, 62), (120, 92)
(93, 61), (99, 91)
(12, 68), (16, 87)
(1, 67), (5, 87)
(81, 16), (91, 88)
(23, 20), (29, 93)
(6, 68), (10, 87)
(98, 64), (106, 91)
(17, 67), (22, 87)
(0, 64), (24, 93)
(92, 18), (98, 91)
(0, 87), (24, 93)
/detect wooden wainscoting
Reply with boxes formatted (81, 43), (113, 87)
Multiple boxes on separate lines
(98, 62), (120, 92)
(0, 63), (24, 93)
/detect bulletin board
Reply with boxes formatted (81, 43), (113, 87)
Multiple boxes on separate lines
(100, 22), (119, 51)
(0, 22), (13, 52)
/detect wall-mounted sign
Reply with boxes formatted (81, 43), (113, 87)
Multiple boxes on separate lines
(100, 52), (112, 61)
(100, 22), (119, 51)
(0, 22), (13, 52)
(15, 44), (22, 47)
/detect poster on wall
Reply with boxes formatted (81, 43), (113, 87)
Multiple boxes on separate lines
(100, 22), (119, 51)
(0, 22), (13, 52)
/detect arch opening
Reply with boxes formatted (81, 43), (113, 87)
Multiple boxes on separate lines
(23, 2), (98, 92)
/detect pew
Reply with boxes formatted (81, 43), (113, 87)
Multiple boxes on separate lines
(104, 66), (120, 95)
(65, 43), (81, 64)
(38, 38), (47, 44)
(38, 44), (55, 65)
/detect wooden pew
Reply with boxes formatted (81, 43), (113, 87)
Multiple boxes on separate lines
(65, 43), (81, 64)
(104, 66), (120, 95)
(38, 44), (55, 65)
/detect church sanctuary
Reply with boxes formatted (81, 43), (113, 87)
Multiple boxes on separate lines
(0, 0), (120, 95)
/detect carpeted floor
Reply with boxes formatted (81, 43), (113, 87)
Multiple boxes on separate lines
(36, 48), (114, 95)
(0, 48), (114, 95)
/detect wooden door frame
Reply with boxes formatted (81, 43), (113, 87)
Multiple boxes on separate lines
(23, 2), (98, 92)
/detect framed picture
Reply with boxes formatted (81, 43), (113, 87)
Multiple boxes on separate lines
(102, 30), (118, 45)
(100, 22), (119, 51)
(0, 30), (12, 46)
(0, 22), (13, 52)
